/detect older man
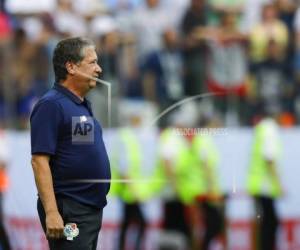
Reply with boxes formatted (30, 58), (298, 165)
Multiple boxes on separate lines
(30, 37), (111, 250)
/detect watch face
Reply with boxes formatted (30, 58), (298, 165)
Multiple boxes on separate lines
(64, 223), (79, 240)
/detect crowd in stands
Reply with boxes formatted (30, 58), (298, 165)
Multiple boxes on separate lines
(0, 0), (300, 129)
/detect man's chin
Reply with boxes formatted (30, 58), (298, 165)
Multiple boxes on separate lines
(89, 81), (97, 89)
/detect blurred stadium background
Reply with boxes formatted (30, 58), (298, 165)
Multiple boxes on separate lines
(0, 0), (300, 249)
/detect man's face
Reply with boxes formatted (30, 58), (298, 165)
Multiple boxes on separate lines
(75, 46), (102, 91)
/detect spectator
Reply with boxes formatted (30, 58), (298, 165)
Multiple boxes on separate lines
(275, 0), (298, 75)
(89, 15), (122, 127)
(53, 0), (87, 37)
(249, 3), (289, 63)
(205, 11), (249, 124)
(0, 8), (11, 40)
(181, 0), (210, 96)
(35, 14), (59, 89)
(14, 66), (38, 129)
(163, 0), (190, 28)
(250, 40), (291, 122)
(240, 0), (273, 33)
(208, 0), (245, 26)
(276, 0), (297, 32)
(141, 28), (184, 108)
(128, 0), (172, 63)
(10, 28), (37, 129)
(0, 4), (12, 128)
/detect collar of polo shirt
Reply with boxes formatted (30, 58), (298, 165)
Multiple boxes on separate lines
(54, 82), (92, 108)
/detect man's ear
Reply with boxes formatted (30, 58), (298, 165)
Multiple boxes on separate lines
(65, 62), (76, 75)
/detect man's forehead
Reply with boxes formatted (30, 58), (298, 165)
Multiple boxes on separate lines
(82, 46), (97, 59)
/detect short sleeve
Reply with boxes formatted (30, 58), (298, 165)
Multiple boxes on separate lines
(261, 123), (280, 161)
(160, 140), (178, 162)
(30, 100), (63, 155)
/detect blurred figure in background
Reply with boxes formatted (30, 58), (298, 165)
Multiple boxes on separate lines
(250, 39), (291, 122)
(248, 3), (290, 123)
(241, 0), (274, 33)
(249, 3), (289, 64)
(0, 130), (11, 250)
(247, 113), (283, 250)
(141, 28), (184, 122)
(155, 105), (199, 250)
(274, 0), (297, 116)
(275, 0), (298, 67)
(191, 118), (224, 250)
(181, 0), (210, 96)
(11, 28), (37, 129)
(208, 0), (245, 26)
(112, 116), (149, 250)
(0, 0), (12, 128)
(205, 11), (249, 125)
(129, 0), (172, 64)
(89, 15), (122, 127)
(53, 0), (87, 37)
(294, 7), (300, 122)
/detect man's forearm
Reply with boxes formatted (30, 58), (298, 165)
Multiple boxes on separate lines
(31, 156), (58, 214)
(266, 159), (282, 192)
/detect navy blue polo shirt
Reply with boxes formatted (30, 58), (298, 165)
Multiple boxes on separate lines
(30, 83), (111, 209)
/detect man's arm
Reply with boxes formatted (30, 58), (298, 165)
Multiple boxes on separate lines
(31, 154), (64, 239)
(265, 159), (283, 196)
(162, 159), (178, 193)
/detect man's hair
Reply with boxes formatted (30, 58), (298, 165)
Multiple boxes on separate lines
(52, 37), (95, 82)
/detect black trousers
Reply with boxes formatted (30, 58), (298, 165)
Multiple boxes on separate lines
(163, 200), (191, 240)
(119, 202), (146, 250)
(37, 196), (103, 250)
(255, 196), (279, 250)
(162, 199), (192, 250)
(200, 201), (224, 250)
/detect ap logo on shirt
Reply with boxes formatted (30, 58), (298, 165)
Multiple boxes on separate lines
(72, 116), (94, 144)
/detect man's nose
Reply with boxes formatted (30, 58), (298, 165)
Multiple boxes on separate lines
(96, 64), (102, 74)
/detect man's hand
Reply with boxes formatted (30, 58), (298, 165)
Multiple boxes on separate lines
(31, 154), (64, 239)
(46, 210), (64, 239)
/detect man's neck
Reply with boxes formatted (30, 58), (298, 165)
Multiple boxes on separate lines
(60, 80), (84, 101)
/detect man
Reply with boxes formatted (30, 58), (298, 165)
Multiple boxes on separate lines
(181, 0), (210, 96)
(247, 114), (283, 250)
(30, 37), (111, 250)
(155, 108), (200, 250)
(115, 127), (147, 250)
(191, 125), (224, 250)
(156, 127), (193, 250)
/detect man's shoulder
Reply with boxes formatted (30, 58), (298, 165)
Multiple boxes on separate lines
(35, 88), (66, 108)
(31, 88), (66, 117)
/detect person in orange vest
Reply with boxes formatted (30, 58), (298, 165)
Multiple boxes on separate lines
(0, 130), (11, 250)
